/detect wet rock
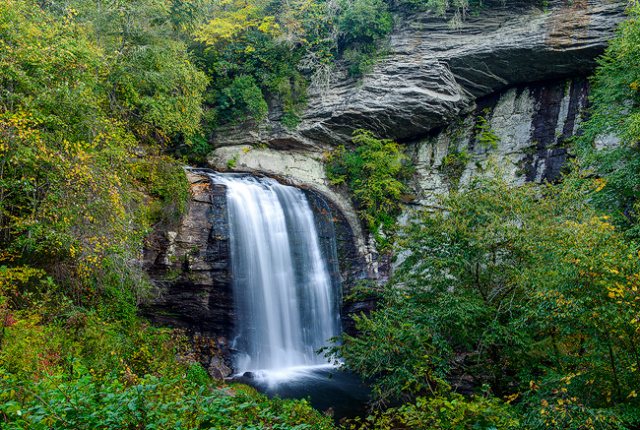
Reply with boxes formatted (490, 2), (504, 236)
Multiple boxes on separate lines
(142, 172), (233, 337)
(208, 367), (224, 381)
(209, 357), (232, 380)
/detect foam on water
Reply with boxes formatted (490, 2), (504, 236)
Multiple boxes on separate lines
(240, 364), (338, 389)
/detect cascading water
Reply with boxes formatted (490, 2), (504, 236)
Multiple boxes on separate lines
(207, 172), (341, 380)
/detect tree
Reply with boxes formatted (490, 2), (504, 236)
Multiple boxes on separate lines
(576, 0), (640, 237)
(62, 0), (209, 144)
(325, 130), (412, 236)
(329, 172), (640, 428)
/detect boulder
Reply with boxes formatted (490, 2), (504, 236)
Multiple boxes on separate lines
(208, 356), (232, 381)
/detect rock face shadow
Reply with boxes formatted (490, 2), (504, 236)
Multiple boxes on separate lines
(142, 170), (376, 358)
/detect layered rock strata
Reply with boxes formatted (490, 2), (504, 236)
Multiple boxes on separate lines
(208, 0), (624, 150)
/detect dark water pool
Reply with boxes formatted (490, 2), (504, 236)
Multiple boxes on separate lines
(234, 365), (372, 421)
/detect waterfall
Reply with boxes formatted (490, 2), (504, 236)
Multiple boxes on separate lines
(208, 173), (341, 374)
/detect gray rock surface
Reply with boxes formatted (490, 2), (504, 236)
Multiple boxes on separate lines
(142, 173), (234, 337)
(208, 357), (232, 381)
(404, 77), (591, 213)
(209, 0), (624, 149)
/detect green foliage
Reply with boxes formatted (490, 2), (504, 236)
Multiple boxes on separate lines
(187, 363), (213, 386)
(335, 0), (392, 78)
(347, 393), (520, 430)
(325, 130), (412, 235)
(475, 112), (500, 149)
(338, 0), (393, 47)
(343, 47), (379, 78)
(219, 75), (269, 122)
(192, 0), (320, 127)
(323, 293), (447, 406)
(227, 154), (240, 169)
(330, 172), (640, 428)
(0, 0), (194, 311)
(440, 147), (470, 189)
(0, 278), (335, 429)
(574, 0), (640, 237)
(65, 0), (209, 144)
(0, 364), (335, 429)
(282, 110), (303, 130)
(1, 307), (181, 382)
(129, 155), (191, 223)
(183, 132), (215, 163)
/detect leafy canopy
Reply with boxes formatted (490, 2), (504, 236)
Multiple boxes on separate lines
(575, 0), (640, 237)
(328, 172), (640, 428)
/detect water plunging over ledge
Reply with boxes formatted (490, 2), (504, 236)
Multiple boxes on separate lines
(199, 171), (371, 419)
(207, 172), (341, 379)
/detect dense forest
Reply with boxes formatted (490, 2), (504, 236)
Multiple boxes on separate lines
(1, 0), (639, 428)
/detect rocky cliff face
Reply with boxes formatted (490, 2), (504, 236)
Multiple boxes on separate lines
(208, 0), (624, 150)
(206, 0), (624, 244)
(144, 1), (625, 349)
(143, 170), (373, 340)
(407, 77), (591, 212)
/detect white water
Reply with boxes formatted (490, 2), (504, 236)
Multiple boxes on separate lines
(208, 173), (341, 380)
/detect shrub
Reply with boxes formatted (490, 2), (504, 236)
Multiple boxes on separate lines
(219, 75), (269, 123)
(338, 0), (393, 48)
(325, 130), (412, 235)
(574, 1), (640, 237)
(347, 393), (520, 430)
(328, 173), (640, 426)
(0, 369), (336, 430)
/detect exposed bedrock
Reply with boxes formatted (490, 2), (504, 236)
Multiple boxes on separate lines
(406, 77), (593, 212)
(208, 0), (624, 149)
(208, 75), (594, 224)
(142, 170), (375, 343)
